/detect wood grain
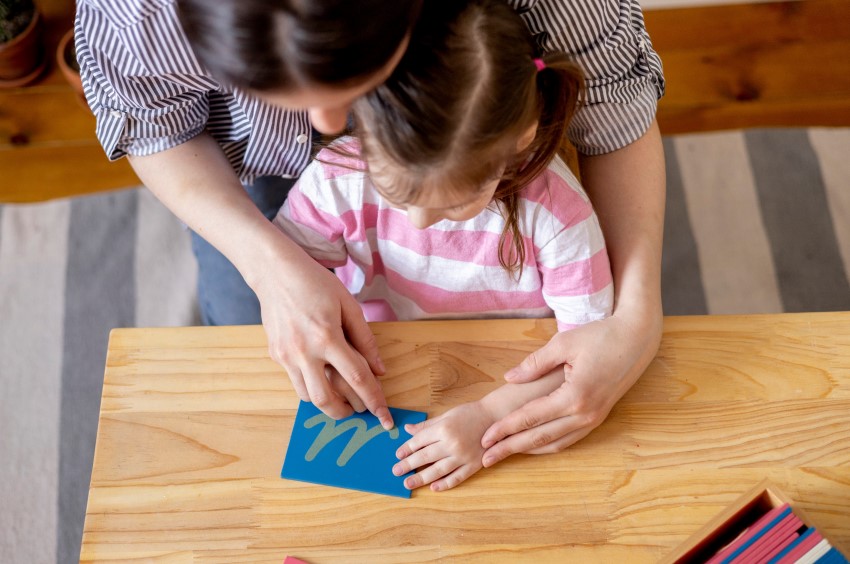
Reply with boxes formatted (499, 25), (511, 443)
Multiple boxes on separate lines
(81, 313), (850, 562)
(648, 0), (850, 134)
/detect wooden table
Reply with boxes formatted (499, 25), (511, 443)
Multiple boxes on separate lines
(80, 313), (850, 562)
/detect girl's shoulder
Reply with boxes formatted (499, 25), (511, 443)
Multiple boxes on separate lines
(520, 156), (591, 212)
(516, 157), (599, 246)
(300, 136), (383, 210)
(312, 136), (368, 181)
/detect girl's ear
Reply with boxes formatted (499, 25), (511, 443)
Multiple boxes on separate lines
(516, 121), (539, 152)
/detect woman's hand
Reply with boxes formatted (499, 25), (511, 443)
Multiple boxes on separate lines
(253, 246), (394, 429)
(479, 120), (668, 465)
(393, 402), (495, 492)
(127, 134), (393, 428)
(480, 312), (661, 466)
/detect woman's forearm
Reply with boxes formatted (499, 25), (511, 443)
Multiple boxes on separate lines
(478, 121), (667, 462)
(127, 132), (304, 291)
(128, 132), (392, 426)
(579, 119), (666, 344)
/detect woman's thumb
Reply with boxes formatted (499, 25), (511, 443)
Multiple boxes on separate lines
(341, 300), (385, 375)
(505, 338), (563, 383)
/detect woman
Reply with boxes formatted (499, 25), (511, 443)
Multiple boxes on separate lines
(75, 0), (666, 460)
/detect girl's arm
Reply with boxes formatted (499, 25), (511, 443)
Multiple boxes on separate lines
(393, 369), (565, 492)
(480, 120), (665, 463)
(128, 132), (394, 429)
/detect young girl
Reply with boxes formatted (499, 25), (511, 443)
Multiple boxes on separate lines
(274, 0), (613, 491)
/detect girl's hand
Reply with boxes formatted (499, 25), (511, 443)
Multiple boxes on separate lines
(253, 248), (394, 429)
(480, 313), (662, 465)
(392, 402), (495, 492)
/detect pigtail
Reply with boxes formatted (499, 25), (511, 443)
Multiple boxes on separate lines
(495, 53), (584, 279)
(496, 191), (524, 278)
(516, 54), (585, 191)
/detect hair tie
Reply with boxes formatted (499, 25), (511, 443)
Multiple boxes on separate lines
(533, 58), (546, 72)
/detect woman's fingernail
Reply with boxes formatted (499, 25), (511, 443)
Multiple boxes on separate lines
(379, 408), (394, 430)
(377, 356), (386, 373)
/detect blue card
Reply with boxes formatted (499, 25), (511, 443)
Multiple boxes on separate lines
(281, 401), (427, 498)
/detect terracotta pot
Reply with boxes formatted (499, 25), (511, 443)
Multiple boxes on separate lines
(57, 28), (85, 102)
(0, 9), (46, 88)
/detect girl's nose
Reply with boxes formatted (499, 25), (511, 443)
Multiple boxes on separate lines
(406, 207), (441, 229)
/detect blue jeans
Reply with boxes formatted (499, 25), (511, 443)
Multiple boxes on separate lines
(190, 176), (297, 325)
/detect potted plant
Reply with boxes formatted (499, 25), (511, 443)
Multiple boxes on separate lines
(57, 27), (85, 102)
(0, 0), (46, 88)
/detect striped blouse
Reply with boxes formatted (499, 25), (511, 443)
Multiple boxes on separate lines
(75, 0), (665, 183)
(274, 142), (614, 330)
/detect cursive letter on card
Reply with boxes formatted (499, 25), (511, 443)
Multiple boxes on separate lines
(303, 413), (399, 467)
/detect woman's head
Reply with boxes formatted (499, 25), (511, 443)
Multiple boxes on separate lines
(176, 0), (421, 133)
(353, 0), (584, 272)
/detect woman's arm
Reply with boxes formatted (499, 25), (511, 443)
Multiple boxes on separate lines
(128, 132), (394, 429)
(480, 119), (665, 463)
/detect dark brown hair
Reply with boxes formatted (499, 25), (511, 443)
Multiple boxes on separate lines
(353, 0), (584, 276)
(176, 0), (422, 91)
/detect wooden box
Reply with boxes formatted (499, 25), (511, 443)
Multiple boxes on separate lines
(662, 479), (844, 563)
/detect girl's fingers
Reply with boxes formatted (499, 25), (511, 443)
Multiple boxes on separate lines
(396, 418), (442, 459)
(392, 442), (443, 476)
(404, 415), (440, 435)
(403, 457), (458, 490)
(431, 463), (478, 492)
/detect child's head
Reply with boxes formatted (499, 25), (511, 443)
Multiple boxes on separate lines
(352, 0), (584, 272)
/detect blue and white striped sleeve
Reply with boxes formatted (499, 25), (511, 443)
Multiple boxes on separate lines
(75, 0), (216, 161)
(509, 0), (666, 155)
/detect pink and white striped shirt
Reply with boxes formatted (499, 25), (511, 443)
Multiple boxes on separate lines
(274, 141), (613, 331)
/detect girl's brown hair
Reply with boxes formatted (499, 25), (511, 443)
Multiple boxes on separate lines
(353, 0), (584, 276)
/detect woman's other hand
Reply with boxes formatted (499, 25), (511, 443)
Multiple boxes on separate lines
(480, 312), (661, 465)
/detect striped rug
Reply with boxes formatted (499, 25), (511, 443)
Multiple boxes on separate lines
(1, 127), (849, 563)
(662, 128), (850, 314)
